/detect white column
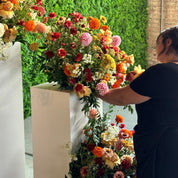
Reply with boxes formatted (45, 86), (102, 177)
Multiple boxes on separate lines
(0, 42), (25, 178)
(31, 83), (103, 178)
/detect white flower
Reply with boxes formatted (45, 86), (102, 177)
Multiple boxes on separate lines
(108, 75), (116, 85)
(82, 54), (93, 64)
(0, 23), (5, 38)
(102, 125), (119, 141)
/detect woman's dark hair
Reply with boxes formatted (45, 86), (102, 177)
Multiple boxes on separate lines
(156, 26), (178, 55)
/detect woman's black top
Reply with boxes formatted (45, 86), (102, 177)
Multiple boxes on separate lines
(130, 63), (178, 178)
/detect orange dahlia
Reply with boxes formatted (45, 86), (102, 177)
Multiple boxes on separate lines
(116, 63), (126, 74)
(25, 20), (35, 31)
(115, 114), (124, 123)
(89, 18), (100, 30)
(91, 146), (103, 157)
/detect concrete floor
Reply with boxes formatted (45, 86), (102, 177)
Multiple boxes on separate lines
(24, 102), (137, 178)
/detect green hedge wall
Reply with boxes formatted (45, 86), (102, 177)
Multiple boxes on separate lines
(22, 0), (148, 118)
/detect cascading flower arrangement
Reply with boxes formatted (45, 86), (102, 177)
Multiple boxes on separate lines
(0, 0), (49, 60)
(42, 11), (141, 114)
(67, 106), (137, 178)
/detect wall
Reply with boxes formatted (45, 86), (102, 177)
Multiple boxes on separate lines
(147, 0), (178, 66)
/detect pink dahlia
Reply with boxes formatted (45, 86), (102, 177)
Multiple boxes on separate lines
(113, 171), (124, 178)
(111, 35), (121, 47)
(95, 82), (109, 96)
(80, 32), (92, 46)
(35, 23), (48, 33)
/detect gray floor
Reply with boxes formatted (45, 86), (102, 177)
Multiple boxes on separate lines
(24, 102), (137, 178)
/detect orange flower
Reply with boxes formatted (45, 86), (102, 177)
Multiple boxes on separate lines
(116, 63), (126, 74)
(64, 64), (71, 77)
(119, 129), (132, 139)
(103, 73), (110, 82)
(92, 146), (103, 157)
(101, 25), (108, 31)
(7, 0), (19, 5)
(112, 80), (121, 88)
(25, 20), (35, 32)
(115, 114), (124, 123)
(89, 18), (100, 30)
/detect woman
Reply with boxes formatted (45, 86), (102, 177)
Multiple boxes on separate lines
(98, 27), (178, 178)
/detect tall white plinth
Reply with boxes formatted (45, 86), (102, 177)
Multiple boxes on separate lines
(31, 83), (102, 178)
(0, 42), (25, 178)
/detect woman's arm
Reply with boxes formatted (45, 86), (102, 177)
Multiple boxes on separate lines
(98, 85), (150, 106)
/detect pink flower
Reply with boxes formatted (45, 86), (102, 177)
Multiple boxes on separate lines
(57, 48), (66, 58)
(35, 23), (48, 33)
(48, 12), (56, 19)
(113, 171), (124, 178)
(89, 108), (98, 119)
(38, 6), (46, 16)
(115, 139), (123, 151)
(80, 32), (92, 46)
(80, 166), (88, 177)
(111, 35), (121, 47)
(95, 82), (109, 96)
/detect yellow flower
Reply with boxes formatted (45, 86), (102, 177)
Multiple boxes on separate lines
(0, 9), (14, 19)
(101, 54), (116, 70)
(4, 26), (17, 42)
(29, 42), (39, 52)
(100, 15), (107, 24)
(134, 65), (145, 78)
(83, 86), (91, 97)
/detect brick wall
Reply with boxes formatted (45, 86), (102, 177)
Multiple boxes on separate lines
(147, 0), (178, 66)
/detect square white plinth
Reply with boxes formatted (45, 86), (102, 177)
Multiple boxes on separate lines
(31, 83), (100, 178)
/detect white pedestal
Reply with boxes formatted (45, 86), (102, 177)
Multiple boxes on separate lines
(0, 42), (25, 178)
(31, 83), (102, 178)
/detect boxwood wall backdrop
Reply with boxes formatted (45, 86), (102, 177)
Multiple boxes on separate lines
(22, 0), (148, 118)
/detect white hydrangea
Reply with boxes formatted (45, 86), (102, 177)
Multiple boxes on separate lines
(0, 40), (13, 61)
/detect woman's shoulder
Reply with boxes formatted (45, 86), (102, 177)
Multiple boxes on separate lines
(146, 63), (178, 72)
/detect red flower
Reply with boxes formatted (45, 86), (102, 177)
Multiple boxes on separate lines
(121, 159), (132, 169)
(42, 16), (48, 23)
(17, 20), (25, 26)
(80, 166), (88, 178)
(119, 124), (125, 129)
(31, 5), (39, 11)
(95, 158), (103, 166)
(36, 0), (42, 5)
(74, 83), (83, 92)
(70, 43), (77, 49)
(81, 24), (85, 28)
(38, 6), (46, 16)
(48, 12), (56, 19)
(61, 42), (65, 46)
(111, 123), (115, 126)
(87, 143), (95, 151)
(46, 51), (54, 58)
(69, 78), (76, 85)
(57, 48), (66, 58)
(97, 168), (104, 177)
(84, 68), (93, 82)
(63, 20), (73, 28)
(70, 27), (78, 35)
(75, 53), (83, 62)
(51, 32), (60, 40)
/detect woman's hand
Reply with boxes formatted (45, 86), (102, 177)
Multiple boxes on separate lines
(126, 71), (136, 83)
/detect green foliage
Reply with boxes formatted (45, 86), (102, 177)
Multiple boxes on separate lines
(22, 0), (148, 118)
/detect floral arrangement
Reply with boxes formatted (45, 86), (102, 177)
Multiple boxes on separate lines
(67, 106), (136, 178)
(42, 11), (142, 114)
(0, 0), (49, 60)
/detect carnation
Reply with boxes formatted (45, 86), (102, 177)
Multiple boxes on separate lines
(113, 171), (124, 178)
(80, 32), (92, 46)
(111, 35), (121, 47)
(95, 82), (109, 96)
